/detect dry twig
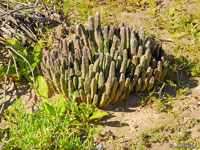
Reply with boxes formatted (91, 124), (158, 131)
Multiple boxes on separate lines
(6, 46), (38, 100)
(0, 132), (7, 150)
(158, 83), (165, 99)
(0, 0), (39, 18)
(160, 38), (173, 42)
(9, 50), (19, 79)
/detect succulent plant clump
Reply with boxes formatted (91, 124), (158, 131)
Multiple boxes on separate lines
(41, 12), (168, 108)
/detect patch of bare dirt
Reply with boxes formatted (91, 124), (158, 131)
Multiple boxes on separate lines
(93, 89), (200, 149)
(0, 80), (38, 114)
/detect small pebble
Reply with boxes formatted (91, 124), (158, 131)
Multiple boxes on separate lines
(96, 144), (103, 150)
(191, 107), (195, 111)
(145, 143), (151, 148)
(182, 106), (189, 111)
(185, 131), (191, 136)
(90, 146), (95, 150)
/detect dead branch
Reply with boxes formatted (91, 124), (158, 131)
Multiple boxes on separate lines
(158, 83), (165, 99)
(0, 0), (39, 19)
(6, 46), (38, 100)
(9, 50), (19, 79)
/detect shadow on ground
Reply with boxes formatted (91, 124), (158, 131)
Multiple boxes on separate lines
(0, 78), (36, 113)
(103, 54), (199, 114)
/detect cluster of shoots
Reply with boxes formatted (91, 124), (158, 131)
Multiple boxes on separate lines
(41, 12), (168, 108)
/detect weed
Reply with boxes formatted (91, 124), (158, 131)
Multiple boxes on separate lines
(1, 95), (108, 149)
(0, 40), (43, 84)
(152, 98), (172, 113)
(166, 80), (177, 88)
(149, 0), (200, 77)
(190, 53), (200, 77)
(136, 117), (200, 149)
(140, 90), (155, 107)
(176, 87), (189, 97)
(159, 0), (200, 42)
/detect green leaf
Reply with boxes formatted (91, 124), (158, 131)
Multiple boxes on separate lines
(41, 98), (49, 104)
(57, 106), (66, 116)
(65, 100), (73, 110)
(36, 76), (51, 98)
(73, 104), (81, 118)
(42, 103), (56, 117)
(56, 95), (66, 116)
(68, 90), (79, 101)
(79, 104), (90, 119)
(70, 120), (83, 127)
(6, 39), (27, 55)
(149, 0), (155, 8)
(29, 40), (44, 71)
(89, 111), (109, 121)
(168, 8), (175, 16)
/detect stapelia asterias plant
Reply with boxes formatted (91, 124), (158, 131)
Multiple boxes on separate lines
(41, 12), (168, 108)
